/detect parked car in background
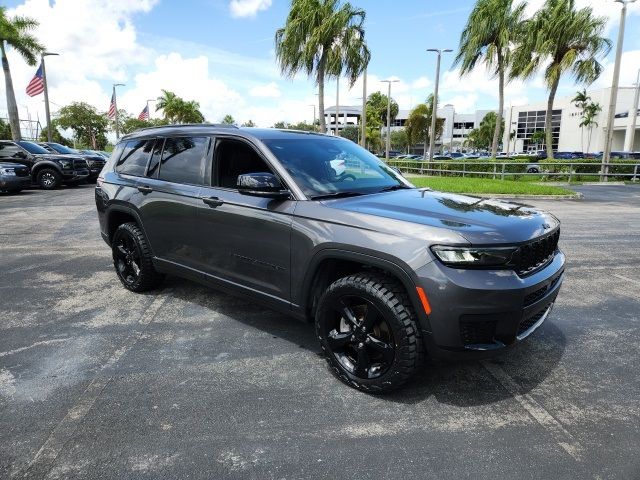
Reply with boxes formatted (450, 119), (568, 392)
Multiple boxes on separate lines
(39, 142), (106, 183)
(0, 140), (89, 189)
(433, 155), (453, 160)
(446, 152), (465, 159)
(0, 161), (31, 193)
(554, 151), (582, 160)
(80, 149), (110, 160)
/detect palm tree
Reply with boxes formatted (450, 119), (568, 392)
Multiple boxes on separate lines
(455, 0), (527, 160)
(582, 101), (601, 154)
(177, 100), (204, 123)
(572, 89), (591, 153)
(156, 90), (180, 123)
(0, 7), (44, 140)
(275, 0), (370, 133)
(511, 0), (611, 160)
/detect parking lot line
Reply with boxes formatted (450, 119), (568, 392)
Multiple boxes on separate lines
(481, 360), (583, 462)
(13, 291), (172, 480)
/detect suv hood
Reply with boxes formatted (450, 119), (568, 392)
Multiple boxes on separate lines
(321, 189), (559, 245)
(33, 153), (86, 161)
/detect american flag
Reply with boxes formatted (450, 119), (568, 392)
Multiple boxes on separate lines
(107, 92), (116, 118)
(138, 105), (149, 120)
(26, 62), (45, 97)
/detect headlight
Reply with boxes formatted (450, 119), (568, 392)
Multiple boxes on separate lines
(431, 245), (518, 267)
(0, 167), (16, 176)
(59, 159), (73, 169)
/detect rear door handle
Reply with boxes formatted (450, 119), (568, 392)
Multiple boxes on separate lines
(137, 185), (153, 194)
(202, 196), (223, 208)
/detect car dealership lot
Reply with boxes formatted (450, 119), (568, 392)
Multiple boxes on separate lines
(1, 184), (639, 479)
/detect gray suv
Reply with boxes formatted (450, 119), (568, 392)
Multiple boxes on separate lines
(95, 125), (564, 392)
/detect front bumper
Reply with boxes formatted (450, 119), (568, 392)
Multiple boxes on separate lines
(62, 169), (90, 183)
(416, 250), (565, 359)
(0, 175), (31, 190)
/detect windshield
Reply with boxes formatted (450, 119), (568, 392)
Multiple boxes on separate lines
(16, 141), (50, 154)
(262, 136), (410, 198)
(47, 143), (77, 154)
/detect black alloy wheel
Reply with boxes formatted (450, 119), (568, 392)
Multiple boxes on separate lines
(111, 222), (165, 292)
(324, 295), (395, 380)
(316, 273), (423, 393)
(37, 168), (61, 190)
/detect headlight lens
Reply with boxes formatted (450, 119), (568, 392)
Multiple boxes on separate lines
(431, 246), (518, 267)
(0, 167), (16, 175)
(59, 159), (73, 169)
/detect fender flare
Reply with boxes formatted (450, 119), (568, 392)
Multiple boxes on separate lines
(300, 247), (431, 331)
(104, 203), (148, 246)
(31, 160), (63, 179)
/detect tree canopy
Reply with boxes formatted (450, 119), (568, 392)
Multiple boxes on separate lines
(221, 114), (236, 125)
(155, 90), (205, 124)
(55, 102), (108, 149)
(465, 111), (504, 150)
(366, 91), (398, 127)
(405, 95), (444, 154)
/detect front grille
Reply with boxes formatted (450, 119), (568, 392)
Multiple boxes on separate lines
(15, 167), (30, 177)
(523, 273), (562, 306)
(514, 229), (560, 276)
(460, 320), (497, 346)
(87, 159), (105, 168)
(73, 159), (88, 169)
(517, 303), (551, 336)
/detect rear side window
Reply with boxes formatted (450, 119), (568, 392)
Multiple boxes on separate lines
(158, 136), (208, 185)
(115, 139), (154, 176)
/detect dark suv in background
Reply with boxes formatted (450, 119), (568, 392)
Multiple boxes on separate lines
(0, 140), (89, 189)
(96, 125), (564, 392)
(39, 142), (106, 183)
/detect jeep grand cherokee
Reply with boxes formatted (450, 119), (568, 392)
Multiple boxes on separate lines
(95, 125), (564, 392)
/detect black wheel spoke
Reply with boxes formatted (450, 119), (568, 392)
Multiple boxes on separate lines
(116, 245), (128, 257)
(367, 335), (395, 364)
(327, 330), (352, 349)
(353, 346), (370, 377)
(361, 304), (378, 331)
(339, 302), (359, 328)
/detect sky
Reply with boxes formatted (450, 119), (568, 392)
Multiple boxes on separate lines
(2, 0), (640, 130)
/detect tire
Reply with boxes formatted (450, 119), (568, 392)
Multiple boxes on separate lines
(112, 222), (165, 292)
(36, 168), (62, 190)
(527, 167), (539, 174)
(315, 272), (424, 393)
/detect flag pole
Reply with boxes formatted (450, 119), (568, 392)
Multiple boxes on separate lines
(113, 83), (125, 139)
(42, 52), (58, 142)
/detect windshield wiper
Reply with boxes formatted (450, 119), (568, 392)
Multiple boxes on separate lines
(377, 184), (413, 193)
(310, 191), (365, 200)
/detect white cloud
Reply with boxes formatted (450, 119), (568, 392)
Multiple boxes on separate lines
(120, 53), (244, 122)
(249, 82), (282, 98)
(596, 49), (640, 88)
(229, 0), (272, 18)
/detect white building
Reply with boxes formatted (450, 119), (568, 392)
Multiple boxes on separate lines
(502, 87), (640, 153)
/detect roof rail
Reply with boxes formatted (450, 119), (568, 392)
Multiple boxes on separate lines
(131, 123), (240, 133)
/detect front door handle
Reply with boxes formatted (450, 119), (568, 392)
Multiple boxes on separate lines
(137, 185), (153, 194)
(202, 196), (223, 208)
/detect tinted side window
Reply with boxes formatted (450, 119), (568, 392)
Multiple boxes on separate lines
(158, 136), (208, 185)
(215, 139), (274, 189)
(146, 138), (164, 178)
(0, 142), (22, 158)
(115, 139), (154, 176)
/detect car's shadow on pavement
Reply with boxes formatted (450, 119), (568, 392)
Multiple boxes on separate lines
(166, 276), (566, 407)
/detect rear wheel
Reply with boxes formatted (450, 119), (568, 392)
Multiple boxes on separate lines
(37, 168), (61, 190)
(315, 272), (423, 393)
(112, 222), (165, 292)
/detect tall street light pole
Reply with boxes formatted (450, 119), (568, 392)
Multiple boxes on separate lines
(624, 68), (640, 151)
(361, 68), (367, 148)
(113, 83), (125, 140)
(601, 0), (636, 181)
(381, 79), (399, 161)
(41, 52), (59, 142)
(427, 48), (453, 162)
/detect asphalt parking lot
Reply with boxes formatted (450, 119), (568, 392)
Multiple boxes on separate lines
(1, 183), (639, 480)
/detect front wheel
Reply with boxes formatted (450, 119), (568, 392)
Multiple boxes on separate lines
(112, 222), (165, 292)
(37, 168), (61, 190)
(315, 273), (423, 393)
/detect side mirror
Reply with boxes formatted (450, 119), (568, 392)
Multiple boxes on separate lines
(237, 172), (290, 199)
(14, 151), (27, 158)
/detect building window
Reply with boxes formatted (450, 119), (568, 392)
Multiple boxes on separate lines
(516, 109), (562, 150)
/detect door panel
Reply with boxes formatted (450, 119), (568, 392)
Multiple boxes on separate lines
(195, 186), (295, 302)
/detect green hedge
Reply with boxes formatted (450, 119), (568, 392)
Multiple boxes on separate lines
(385, 157), (639, 181)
